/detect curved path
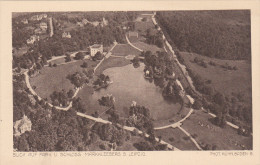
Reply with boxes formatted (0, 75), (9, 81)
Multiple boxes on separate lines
(177, 126), (202, 150)
(23, 42), (181, 151)
(24, 43), (117, 111)
(155, 109), (194, 130)
(125, 35), (143, 52)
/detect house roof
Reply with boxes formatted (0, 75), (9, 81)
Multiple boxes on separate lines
(90, 44), (102, 49)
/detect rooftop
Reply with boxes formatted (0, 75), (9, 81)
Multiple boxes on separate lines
(90, 44), (102, 49)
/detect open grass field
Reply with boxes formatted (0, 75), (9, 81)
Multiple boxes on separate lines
(76, 85), (108, 116)
(181, 110), (252, 150)
(153, 106), (190, 128)
(132, 41), (163, 54)
(180, 52), (251, 101)
(95, 56), (131, 75)
(111, 44), (141, 56)
(155, 127), (198, 150)
(30, 59), (99, 101)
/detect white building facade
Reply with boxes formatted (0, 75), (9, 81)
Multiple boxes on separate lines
(90, 44), (103, 56)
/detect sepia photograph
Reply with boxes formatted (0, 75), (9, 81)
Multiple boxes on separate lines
(12, 10), (253, 152)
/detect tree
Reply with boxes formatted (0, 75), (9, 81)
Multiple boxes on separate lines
(131, 56), (140, 68)
(142, 17), (147, 22)
(213, 92), (225, 106)
(92, 52), (103, 61)
(65, 54), (72, 62)
(81, 61), (88, 68)
(67, 89), (74, 98)
(192, 99), (202, 110)
(74, 52), (85, 60)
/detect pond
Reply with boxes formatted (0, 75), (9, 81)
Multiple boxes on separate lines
(91, 63), (181, 121)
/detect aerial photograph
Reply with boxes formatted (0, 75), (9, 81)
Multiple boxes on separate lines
(12, 10), (252, 151)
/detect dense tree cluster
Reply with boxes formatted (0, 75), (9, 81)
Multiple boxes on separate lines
(133, 141), (168, 151)
(162, 80), (182, 104)
(12, 11), (137, 70)
(98, 95), (115, 108)
(146, 28), (164, 48)
(92, 51), (103, 61)
(131, 56), (140, 68)
(50, 89), (73, 107)
(156, 10), (251, 60)
(92, 123), (126, 146)
(126, 105), (154, 134)
(93, 74), (110, 90)
(74, 52), (85, 60)
(143, 51), (174, 78)
(67, 71), (91, 88)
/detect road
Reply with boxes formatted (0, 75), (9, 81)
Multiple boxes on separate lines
(155, 109), (194, 130)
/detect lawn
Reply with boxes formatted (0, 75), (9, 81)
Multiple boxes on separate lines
(155, 127), (198, 150)
(111, 44), (141, 56)
(30, 59), (99, 101)
(180, 52), (252, 101)
(181, 110), (252, 150)
(76, 85), (108, 117)
(153, 106), (190, 128)
(132, 41), (163, 54)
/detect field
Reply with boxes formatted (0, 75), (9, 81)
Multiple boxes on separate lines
(95, 56), (131, 75)
(111, 44), (141, 56)
(30, 59), (99, 101)
(181, 110), (252, 150)
(179, 52), (251, 101)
